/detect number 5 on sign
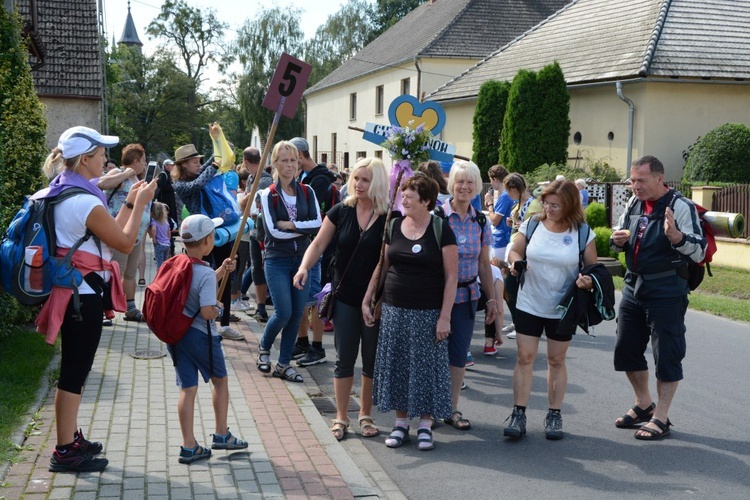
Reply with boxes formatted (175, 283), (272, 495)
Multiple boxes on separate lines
(262, 53), (312, 118)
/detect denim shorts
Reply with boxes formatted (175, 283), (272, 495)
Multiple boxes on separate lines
(167, 327), (228, 388)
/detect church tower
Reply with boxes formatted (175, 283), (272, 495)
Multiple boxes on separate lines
(118, 0), (143, 48)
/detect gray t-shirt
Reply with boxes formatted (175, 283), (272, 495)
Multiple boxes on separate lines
(185, 262), (219, 336)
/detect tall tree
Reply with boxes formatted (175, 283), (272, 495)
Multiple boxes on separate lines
(234, 7), (305, 141)
(499, 63), (570, 173)
(108, 46), (198, 160)
(371, 0), (423, 39)
(146, 0), (228, 85)
(472, 80), (510, 179)
(305, 0), (375, 86)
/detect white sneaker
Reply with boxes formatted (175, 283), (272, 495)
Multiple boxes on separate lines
(507, 331), (517, 339)
(502, 323), (515, 333)
(239, 300), (255, 312)
(219, 326), (245, 341)
(231, 300), (251, 312)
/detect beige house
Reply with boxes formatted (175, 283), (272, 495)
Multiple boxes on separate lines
(429, 0), (750, 181)
(303, 0), (570, 169)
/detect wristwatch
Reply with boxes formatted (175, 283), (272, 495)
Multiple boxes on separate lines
(124, 201), (134, 209)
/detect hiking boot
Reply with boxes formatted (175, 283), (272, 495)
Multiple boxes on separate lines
(254, 308), (269, 323)
(291, 343), (309, 360)
(544, 410), (564, 440)
(503, 408), (527, 438)
(219, 326), (245, 341)
(297, 346), (327, 366)
(74, 428), (102, 456)
(49, 444), (108, 472)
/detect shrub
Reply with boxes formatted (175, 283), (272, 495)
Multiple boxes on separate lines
(683, 123), (750, 183)
(593, 226), (616, 258)
(585, 202), (608, 228)
(499, 62), (570, 174)
(472, 80), (510, 180)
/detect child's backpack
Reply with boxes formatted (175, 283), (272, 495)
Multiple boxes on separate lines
(200, 173), (240, 226)
(0, 188), (93, 305)
(142, 254), (205, 345)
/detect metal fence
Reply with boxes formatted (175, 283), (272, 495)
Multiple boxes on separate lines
(713, 184), (750, 238)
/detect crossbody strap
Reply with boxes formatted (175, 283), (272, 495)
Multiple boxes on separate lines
(332, 210), (375, 296)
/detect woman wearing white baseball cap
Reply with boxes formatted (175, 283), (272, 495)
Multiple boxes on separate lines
(36, 126), (157, 472)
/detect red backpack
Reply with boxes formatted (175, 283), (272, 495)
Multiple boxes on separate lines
(143, 254), (206, 345)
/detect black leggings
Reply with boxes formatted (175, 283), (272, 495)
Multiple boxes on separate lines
(210, 242), (232, 327)
(332, 299), (378, 379)
(58, 294), (104, 394)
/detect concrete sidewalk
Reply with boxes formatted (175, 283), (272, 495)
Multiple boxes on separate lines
(1, 245), (404, 499)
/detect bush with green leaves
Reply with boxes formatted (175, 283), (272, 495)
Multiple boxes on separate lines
(0, 9), (48, 325)
(0, 9), (47, 230)
(593, 227), (616, 258)
(683, 123), (750, 183)
(499, 62), (569, 174)
(472, 80), (510, 180)
(585, 202), (607, 228)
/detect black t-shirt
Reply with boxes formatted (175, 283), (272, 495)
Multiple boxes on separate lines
(326, 203), (395, 307)
(384, 217), (456, 310)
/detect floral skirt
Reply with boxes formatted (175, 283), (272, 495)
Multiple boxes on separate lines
(373, 304), (452, 420)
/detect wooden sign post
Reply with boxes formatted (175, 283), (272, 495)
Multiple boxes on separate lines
(217, 53), (312, 301)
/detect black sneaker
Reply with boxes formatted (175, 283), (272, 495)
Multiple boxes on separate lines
(297, 346), (327, 366)
(291, 343), (309, 360)
(544, 410), (564, 440)
(74, 428), (103, 455)
(254, 308), (269, 323)
(503, 408), (527, 438)
(49, 444), (108, 473)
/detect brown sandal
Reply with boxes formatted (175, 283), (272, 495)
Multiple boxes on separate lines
(330, 419), (349, 441)
(358, 415), (380, 438)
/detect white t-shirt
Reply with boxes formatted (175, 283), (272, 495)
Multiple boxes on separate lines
(516, 219), (594, 319)
(54, 194), (113, 294)
(478, 262), (504, 285)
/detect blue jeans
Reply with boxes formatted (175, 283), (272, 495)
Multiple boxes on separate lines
(260, 256), (310, 365)
(241, 266), (253, 295)
(306, 258), (322, 307)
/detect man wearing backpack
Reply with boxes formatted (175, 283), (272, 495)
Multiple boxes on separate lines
(610, 155), (706, 441)
(289, 137), (338, 366)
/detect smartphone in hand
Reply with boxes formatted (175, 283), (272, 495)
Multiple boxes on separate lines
(145, 161), (158, 183)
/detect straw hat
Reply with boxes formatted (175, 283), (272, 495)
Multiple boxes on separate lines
(174, 144), (204, 164)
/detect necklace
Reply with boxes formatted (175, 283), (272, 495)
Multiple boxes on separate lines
(358, 210), (375, 233)
(402, 215), (431, 240)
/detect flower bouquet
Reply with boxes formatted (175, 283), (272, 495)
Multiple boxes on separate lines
(381, 121), (433, 212)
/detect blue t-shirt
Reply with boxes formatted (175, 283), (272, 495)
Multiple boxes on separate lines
(581, 189), (589, 208)
(490, 191), (515, 248)
(185, 262), (218, 336)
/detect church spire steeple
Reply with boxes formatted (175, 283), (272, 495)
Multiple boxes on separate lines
(118, 1), (143, 48)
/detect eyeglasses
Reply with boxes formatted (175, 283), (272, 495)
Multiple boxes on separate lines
(543, 201), (561, 211)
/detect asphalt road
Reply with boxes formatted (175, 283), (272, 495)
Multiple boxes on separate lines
(305, 295), (750, 499)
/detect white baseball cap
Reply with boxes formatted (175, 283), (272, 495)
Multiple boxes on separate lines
(180, 214), (223, 242)
(58, 126), (119, 159)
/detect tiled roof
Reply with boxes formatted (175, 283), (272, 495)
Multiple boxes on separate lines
(17, 0), (103, 100)
(306, 0), (570, 95)
(430, 0), (750, 102)
(118, 8), (143, 46)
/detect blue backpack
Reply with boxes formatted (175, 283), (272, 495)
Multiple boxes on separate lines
(200, 174), (240, 226)
(0, 188), (93, 305)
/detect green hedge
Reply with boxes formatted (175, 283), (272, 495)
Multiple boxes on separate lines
(472, 80), (510, 180)
(585, 202), (607, 229)
(683, 123), (750, 183)
(593, 226), (616, 258)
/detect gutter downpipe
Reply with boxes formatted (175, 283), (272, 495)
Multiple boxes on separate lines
(616, 81), (634, 178)
(414, 57), (422, 102)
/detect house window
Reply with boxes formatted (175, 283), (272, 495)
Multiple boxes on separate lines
(313, 136), (318, 161)
(401, 78), (410, 96)
(356, 151), (367, 160)
(321, 153), (328, 164)
(350, 93), (357, 120)
(343, 152), (350, 170)
(375, 85), (384, 115)
(374, 150), (383, 159)
(332, 133), (337, 161)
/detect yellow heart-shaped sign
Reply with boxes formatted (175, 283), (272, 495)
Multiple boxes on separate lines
(395, 102), (439, 132)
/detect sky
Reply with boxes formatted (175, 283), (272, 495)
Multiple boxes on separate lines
(103, 0), (354, 55)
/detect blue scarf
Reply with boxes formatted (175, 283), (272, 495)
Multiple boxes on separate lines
(32, 170), (108, 206)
